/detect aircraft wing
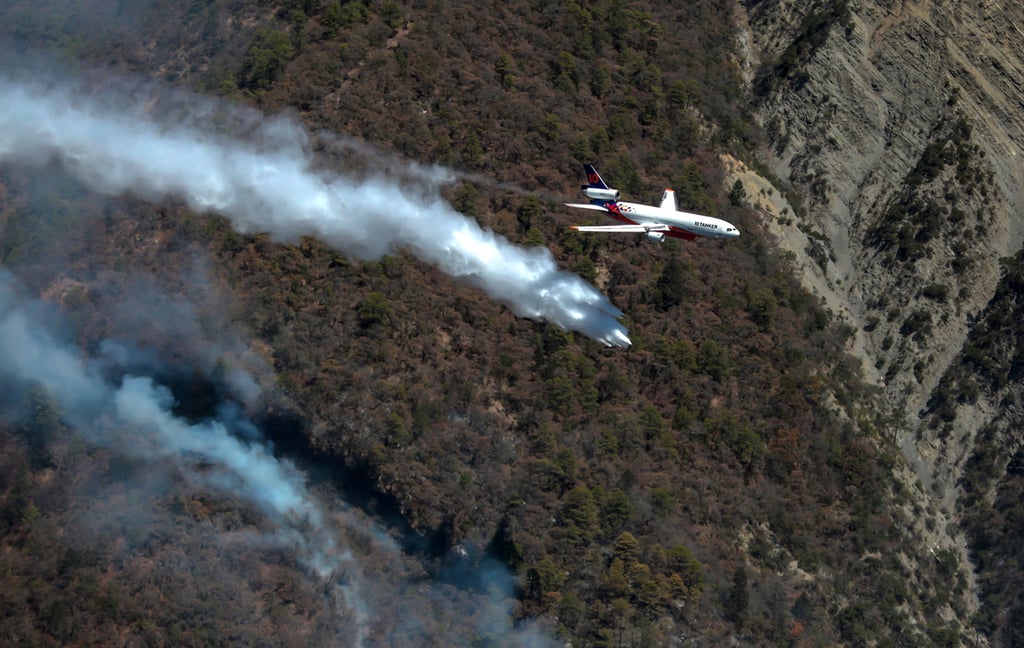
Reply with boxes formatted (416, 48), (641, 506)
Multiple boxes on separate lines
(564, 202), (613, 212)
(569, 224), (671, 233)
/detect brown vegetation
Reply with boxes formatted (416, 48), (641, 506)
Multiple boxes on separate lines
(0, 0), (968, 645)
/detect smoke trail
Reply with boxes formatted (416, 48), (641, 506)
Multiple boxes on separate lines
(318, 134), (568, 203)
(0, 271), (371, 643)
(0, 269), (561, 646)
(0, 72), (631, 347)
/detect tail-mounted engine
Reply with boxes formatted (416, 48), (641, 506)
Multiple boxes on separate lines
(581, 186), (620, 201)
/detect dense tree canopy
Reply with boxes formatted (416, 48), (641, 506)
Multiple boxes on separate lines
(0, 0), (973, 645)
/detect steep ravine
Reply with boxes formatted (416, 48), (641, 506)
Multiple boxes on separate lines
(736, 0), (1024, 641)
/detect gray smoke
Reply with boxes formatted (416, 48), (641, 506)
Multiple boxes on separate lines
(0, 271), (560, 645)
(0, 270), (370, 639)
(0, 72), (630, 347)
(0, 65), (573, 645)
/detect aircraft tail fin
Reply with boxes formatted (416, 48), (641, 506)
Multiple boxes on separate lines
(579, 163), (620, 204)
(582, 163), (610, 189)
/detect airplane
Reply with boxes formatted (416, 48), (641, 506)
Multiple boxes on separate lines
(564, 164), (740, 243)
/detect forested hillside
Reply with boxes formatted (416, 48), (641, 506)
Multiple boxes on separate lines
(0, 1), (976, 646)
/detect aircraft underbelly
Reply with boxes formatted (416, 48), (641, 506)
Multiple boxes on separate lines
(667, 227), (697, 241)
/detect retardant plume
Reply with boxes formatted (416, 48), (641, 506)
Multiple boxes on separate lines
(0, 73), (631, 347)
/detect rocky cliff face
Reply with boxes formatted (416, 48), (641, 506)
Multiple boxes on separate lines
(737, 0), (1024, 642)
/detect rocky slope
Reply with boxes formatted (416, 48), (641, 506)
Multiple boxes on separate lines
(737, 0), (1024, 642)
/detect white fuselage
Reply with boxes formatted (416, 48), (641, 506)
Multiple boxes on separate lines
(614, 201), (740, 240)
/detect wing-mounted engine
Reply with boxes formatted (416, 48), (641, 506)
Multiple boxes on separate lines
(581, 185), (620, 201)
(646, 231), (666, 243)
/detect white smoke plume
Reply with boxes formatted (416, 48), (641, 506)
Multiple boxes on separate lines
(0, 269), (559, 646)
(0, 271), (370, 641)
(0, 72), (631, 347)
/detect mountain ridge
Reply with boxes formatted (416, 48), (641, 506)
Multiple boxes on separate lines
(742, 0), (1024, 641)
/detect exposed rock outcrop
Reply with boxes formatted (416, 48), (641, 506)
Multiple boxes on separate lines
(736, 0), (1024, 642)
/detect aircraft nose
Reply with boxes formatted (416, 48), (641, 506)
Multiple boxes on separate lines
(726, 226), (740, 238)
